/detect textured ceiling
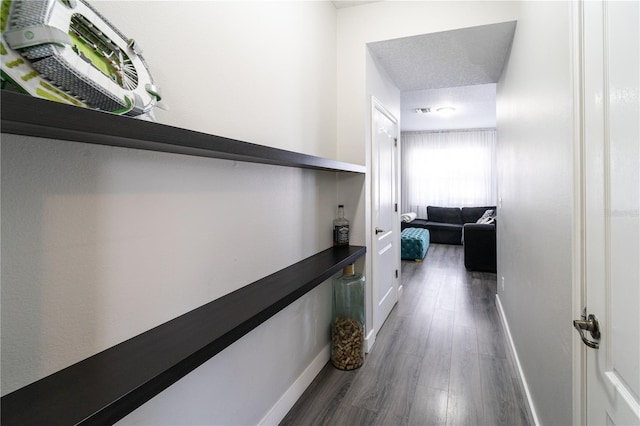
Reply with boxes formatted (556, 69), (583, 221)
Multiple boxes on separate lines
(368, 21), (516, 131)
(368, 21), (516, 91)
(401, 84), (497, 132)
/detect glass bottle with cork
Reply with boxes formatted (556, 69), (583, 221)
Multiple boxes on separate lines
(331, 263), (365, 370)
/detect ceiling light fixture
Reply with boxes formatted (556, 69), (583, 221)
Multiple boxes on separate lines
(436, 106), (456, 113)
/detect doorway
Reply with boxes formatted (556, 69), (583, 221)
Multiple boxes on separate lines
(365, 22), (516, 348)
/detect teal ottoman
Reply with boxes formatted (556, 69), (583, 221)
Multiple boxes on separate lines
(401, 228), (430, 261)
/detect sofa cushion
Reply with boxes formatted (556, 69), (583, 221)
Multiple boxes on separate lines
(462, 206), (497, 224)
(427, 206), (462, 225)
(421, 221), (462, 232)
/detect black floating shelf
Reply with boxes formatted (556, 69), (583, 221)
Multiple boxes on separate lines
(1, 245), (366, 426)
(0, 91), (365, 174)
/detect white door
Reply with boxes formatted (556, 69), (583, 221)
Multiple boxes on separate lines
(371, 98), (398, 337)
(581, 1), (640, 425)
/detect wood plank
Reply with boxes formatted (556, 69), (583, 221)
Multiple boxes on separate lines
(417, 309), (454, 391)
(408, 385), (448, 426)
(475, 298), (508, 359)
(395, 311), (434, 357)
(326, 404), (397, 426)
(479, 355), (529, 426)
(454, 277), (477, 328)
(279, 364), (358, 426)
(446, 325), (484, 425)
(347, 349), (421, 418)
(434, 275), (457, 312)
(446, 393), (482, 426)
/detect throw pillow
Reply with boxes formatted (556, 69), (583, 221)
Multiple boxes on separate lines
(476, 209), (495, 224)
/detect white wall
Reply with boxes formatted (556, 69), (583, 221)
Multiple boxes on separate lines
(335, 0), (518, 350)
(496, 1), (575, 425)
(1, 1), (340, 424)
(94, 0), (337, 158)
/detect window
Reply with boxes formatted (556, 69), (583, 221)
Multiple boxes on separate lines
(401, 129), (496, 217)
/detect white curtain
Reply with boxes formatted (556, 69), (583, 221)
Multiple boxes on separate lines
(401, 129), (497, 218)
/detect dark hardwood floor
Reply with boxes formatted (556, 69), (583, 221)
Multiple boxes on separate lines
(280, 244), (535, 426)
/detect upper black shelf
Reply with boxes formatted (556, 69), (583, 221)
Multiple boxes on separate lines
(1, 245), (366, 426)
(0, 91), (365, 174)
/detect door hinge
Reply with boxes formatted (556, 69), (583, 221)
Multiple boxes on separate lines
(395, 203), (398, 212)
(395, 269), (398, 278)
(394, 138), (398, 147)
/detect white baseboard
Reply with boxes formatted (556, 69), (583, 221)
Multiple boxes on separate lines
(495, 295), (541, 426)
(258, 343), (330, 426)
(365, 328), (376, 353)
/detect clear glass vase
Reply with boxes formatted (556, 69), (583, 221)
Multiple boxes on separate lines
(331, 264), (365, 370)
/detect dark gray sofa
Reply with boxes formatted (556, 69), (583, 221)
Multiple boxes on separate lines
(401, 206), (495, 245)
(401, 206), (497, 272)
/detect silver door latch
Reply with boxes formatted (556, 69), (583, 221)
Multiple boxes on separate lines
(573, 309), (600, 349)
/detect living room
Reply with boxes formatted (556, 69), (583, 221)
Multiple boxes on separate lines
(398, 83), (499, 272)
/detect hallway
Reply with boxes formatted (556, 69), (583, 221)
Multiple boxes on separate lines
(281, 244), (535, 425)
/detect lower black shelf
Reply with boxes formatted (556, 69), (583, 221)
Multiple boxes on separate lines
(1, 245), (366, 426)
